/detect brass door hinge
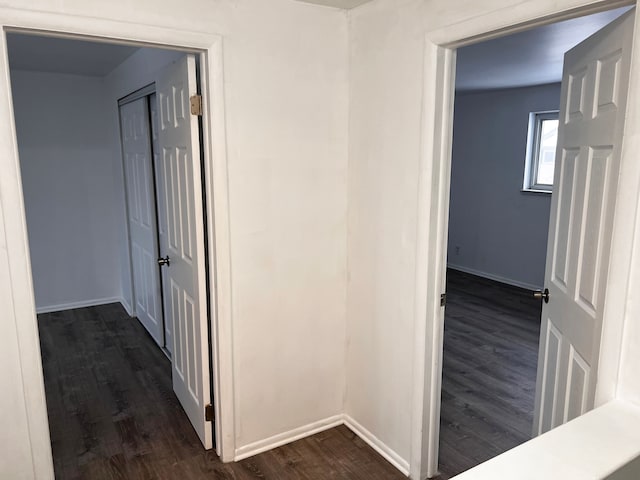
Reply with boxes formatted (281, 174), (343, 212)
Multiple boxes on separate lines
(190, 94), (203, 116)
(440, 293), (447, 307)
(205, 404), (214, 422)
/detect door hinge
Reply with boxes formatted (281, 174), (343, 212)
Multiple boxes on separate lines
(190, 94), (203, 116)
(205, 404), (214, 422)
(440, 293), (447, 307)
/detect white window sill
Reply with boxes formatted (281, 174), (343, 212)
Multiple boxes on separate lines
(452, 400), (640, 480)
(521, 188), (552, 195)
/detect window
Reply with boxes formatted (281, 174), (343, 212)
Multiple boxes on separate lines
(523, 111), (559, 192)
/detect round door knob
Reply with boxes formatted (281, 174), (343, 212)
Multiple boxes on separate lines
(533, 288), (550, 303)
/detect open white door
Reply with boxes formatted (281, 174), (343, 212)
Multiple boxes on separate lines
(533, 9), (635, 435)
(120, 97), (164, 347)
(156, 54), (213, 448)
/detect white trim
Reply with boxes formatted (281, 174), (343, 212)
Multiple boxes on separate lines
(447, 263), (542, 291)
(199, 39), (235, 462)
(234, 415), (344, 461)
(344, 415), (410, 476)
(411, 39), (457, 480)
(0, 26), (53, 479)
(234, 414), (410, 476)
(120, 297), (134, 317)
(0, 9), (234, 476)
(521, 188), (553, 195)
(597, 4), (640, 407)
(427, 0), (632, 47)
(35, 297), (123, 314)
(117, 83), (156, 106)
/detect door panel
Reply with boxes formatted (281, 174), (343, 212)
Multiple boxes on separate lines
(539, 320), (562, 433)
(551, 148), (578, 290)
(156, 54), (212, 449)
(120, 98), (164, 347)
(533, 9), (635, 436)
(576, 146), (612, 313)
(564, 345), (589, 423)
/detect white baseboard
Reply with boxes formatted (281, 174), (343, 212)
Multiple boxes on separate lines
(36, 296), (122, 314)
(233, 414), (411, 477)
(120, 297), (134, 316)
(447, 263), (541, 291)
(343, 415), (410, 476)
(234, 414), (344, 461)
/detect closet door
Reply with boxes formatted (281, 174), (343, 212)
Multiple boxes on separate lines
(120, 97), (164, 347)
(149, 93), (172, 354)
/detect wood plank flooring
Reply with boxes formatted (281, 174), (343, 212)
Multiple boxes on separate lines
(436, 269), (542, 479)
(38, 303), (406, 480)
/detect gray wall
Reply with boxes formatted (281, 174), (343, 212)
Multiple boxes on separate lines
(447, 83), (561, 289)
(10, 70), (122, 312)
(10, 49), (183, 314)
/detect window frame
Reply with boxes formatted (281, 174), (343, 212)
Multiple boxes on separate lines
(523, 110), (559, 193)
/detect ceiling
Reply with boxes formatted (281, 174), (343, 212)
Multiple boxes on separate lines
(456, 6), (632, 91)
(6, 34), (139, 77)
(294, 0), (373, 8)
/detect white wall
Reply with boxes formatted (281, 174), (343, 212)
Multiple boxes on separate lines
(223, 2), (348, 453)
(346, 1), (427, 467)
(10, 70), (121, 313)
(346, 0), (623, 473)
(447, 84), (559, 290)
(0, 1), (349, 476)
(10, 48), (183, 315)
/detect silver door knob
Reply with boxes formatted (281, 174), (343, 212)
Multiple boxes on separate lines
(533, 288), (549, 303)
(157, 255), (170, 267)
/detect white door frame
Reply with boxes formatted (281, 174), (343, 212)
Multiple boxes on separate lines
(0, 9), (235, 477)
(411, 1), (640, 478)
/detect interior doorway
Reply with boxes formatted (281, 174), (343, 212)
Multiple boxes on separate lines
(7, 32), (217, 475)
(435, 5), (634, 478)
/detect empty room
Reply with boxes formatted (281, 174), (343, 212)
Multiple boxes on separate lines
(5, 1), (640, 480)
(7, 33), (225, 476)
(438, 6), (632, 478)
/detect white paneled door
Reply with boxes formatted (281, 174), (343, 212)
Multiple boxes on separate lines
(156, 54), (213, 449)
(533, 9), (635, 435)
(120, 98), (164, 347)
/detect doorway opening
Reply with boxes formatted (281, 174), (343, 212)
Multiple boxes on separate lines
(436, 5), (634, 478)
(7, 32), (217, 476)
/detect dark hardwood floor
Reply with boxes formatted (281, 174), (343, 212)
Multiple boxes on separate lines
(436, 269), (542, 479)
(39, 303), (405, 480)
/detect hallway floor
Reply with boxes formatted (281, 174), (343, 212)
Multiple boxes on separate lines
(38, 303), (405, 480)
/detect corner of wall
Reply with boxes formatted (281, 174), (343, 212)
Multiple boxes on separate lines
(234, 415), (344, 461)
(120, 296), (134, 316)
(343, 0), (353, 418)
(343, 415), (411, 475)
